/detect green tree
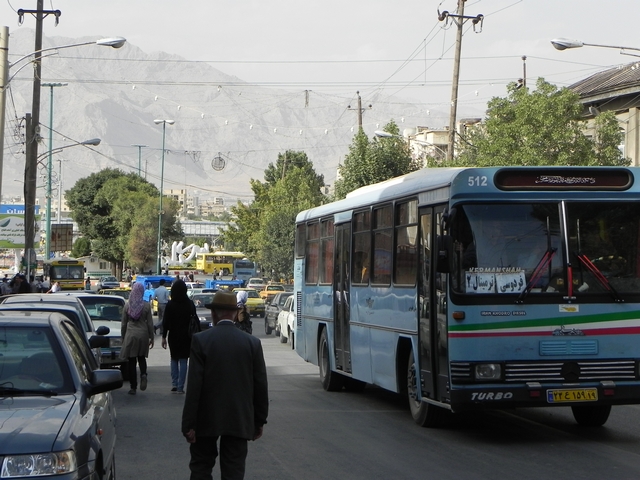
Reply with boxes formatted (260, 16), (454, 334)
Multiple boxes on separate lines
(66, 169), (182, 275)
(221, 150), (326, 280)
(70, 237), (91, 258)
(334, 120), (419, 199)
(453, 78), (629, 167)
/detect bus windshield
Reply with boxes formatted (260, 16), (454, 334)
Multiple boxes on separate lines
(450, 202), (640, 299)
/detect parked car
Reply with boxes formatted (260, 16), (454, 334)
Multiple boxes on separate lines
(67, 293), (127, 373)
(232, 288), (265, 317)
(0, 311), (122, 479)
(246, 277), (266, 290)
(277, 295), (296, 348)
(186, 287), (216, 299)
(97, 275), (121, 291)
(0, 293), (109, 363)
(192, 292), (216, 330)
(265, 292), (292, 335)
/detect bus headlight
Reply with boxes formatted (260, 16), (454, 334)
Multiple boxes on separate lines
(474, 363), (502, 381)
(1, 450), (77, 477)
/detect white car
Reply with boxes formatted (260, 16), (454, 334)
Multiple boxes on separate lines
(246, 277), (265, 289)
(276, 295), (296, 348)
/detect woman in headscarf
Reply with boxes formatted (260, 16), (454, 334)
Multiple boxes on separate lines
(120, 282), (154, 395)
(235, 290), (252, 334)
(161, 279), (196, 393)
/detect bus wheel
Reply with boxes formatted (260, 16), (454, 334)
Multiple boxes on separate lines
(319, 329), (343, 391)
(280, 331), (288, 343)
(571, 405), (611, 427)
(344, 377), (366, 393)
(407, 350), (446, 427)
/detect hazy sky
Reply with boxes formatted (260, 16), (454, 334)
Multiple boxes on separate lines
(2, 0), (638, 113)
(2, 0), (639, 202)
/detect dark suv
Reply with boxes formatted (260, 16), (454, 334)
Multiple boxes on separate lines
(264, 292), (292, 335)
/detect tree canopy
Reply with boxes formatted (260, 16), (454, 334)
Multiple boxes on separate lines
(222, 150), (325, 280)
(65, 169), (182, 275)
(334, 120), (420, 199)
(451, 78), (629, 167)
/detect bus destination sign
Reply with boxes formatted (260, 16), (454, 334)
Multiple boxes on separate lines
(494, 168), (633, 191)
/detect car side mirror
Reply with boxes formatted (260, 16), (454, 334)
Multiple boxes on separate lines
(95, 325), (111, 336)
(89, 334), (110, 349)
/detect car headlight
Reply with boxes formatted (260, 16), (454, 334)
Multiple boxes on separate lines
(1, 450), (77, 477)
(474, 363), (502, 381)
(109, 337), (123, 348)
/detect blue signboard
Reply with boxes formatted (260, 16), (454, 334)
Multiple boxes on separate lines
(0, 205), (40, 215)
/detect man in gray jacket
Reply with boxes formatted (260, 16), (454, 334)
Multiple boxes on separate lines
(182, 290), (269, 480)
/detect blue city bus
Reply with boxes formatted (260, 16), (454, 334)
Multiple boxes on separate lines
(293, 166), (640, 427)
(233, 259), (258, 286)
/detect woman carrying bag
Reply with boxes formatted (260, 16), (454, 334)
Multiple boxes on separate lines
(162, 279), (197, 393)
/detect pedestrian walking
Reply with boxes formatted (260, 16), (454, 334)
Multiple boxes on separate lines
(162, 279), (196, 394)
(154, 278), (170, 335)
(182, 290), (268, 480)
(120, 282), (154, 395)
(234, 290), (252, 334)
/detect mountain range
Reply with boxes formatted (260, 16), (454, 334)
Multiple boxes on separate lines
(3, 28), (483, 206)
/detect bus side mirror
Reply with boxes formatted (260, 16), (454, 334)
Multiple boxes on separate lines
(436, 235), (453, 273)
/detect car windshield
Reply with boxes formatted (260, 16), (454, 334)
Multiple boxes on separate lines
(76, 297), (124, 321)
(0, 326), (71, 394)
(102, 290), (131, 300)
(193, 294), (215, 307)
(246, 290), (260, 299)
(102, 277), (118, 283)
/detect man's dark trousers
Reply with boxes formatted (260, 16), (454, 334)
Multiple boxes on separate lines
(189, 435), (248, 480)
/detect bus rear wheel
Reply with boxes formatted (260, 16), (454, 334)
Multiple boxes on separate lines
(407, 350), (447, 427)
(319, 329), (343, 391)
(571, 404), (611, 427)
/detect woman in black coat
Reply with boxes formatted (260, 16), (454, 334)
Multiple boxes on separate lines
(161, 279), (196, 393)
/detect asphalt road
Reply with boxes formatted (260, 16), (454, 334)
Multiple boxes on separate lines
(114, 318), (640, 480)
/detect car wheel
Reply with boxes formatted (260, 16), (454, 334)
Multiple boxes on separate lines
(279, 330), (288, 343)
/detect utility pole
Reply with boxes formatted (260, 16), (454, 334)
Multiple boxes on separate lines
(522, 55), (527, 89)
(347, 91), (372, 132)
(0, 26), (8, 206)
(132, 144), (147, 176)
(21, 3), (62, 257)
(439, 1), (483, 162)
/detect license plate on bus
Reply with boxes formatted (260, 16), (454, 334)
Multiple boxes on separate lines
(546, 388), (598, 403)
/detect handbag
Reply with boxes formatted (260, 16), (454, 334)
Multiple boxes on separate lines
(188, 303), (201, 337)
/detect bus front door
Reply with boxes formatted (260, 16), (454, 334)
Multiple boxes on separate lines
(418, 207), (447, 402)
(333, 223), (351, 373)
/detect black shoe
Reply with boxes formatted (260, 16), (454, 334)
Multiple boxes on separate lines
(171, 387), (177, 392)
(140, 374), (148, 391)
(128, 389), (136, 395)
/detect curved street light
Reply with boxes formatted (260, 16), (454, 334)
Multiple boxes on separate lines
(551, 38), (640, 57)
(7, 34), (127, 271)
(154, 119), (175, 274)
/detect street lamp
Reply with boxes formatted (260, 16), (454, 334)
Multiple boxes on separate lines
(11, 34), (126, 266)
(41, 138), (100, 259)
(551, 38), (640, 57)
(154, 119), (174, 274)
(42, 82), (67, 260)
